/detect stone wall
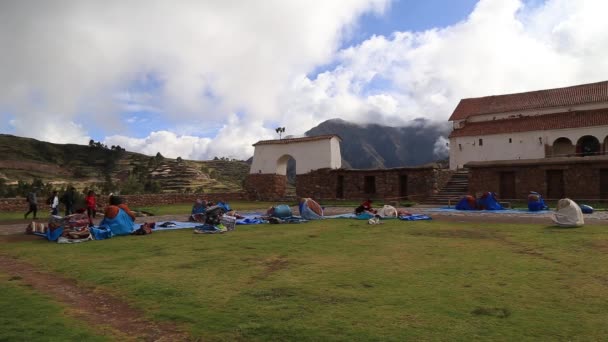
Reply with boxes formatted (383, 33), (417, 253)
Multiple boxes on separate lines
(0, 192), (246, 212)
(295, 166), (447, 201)
(467, 157), (608, 200)
(244, 174), (287, 201)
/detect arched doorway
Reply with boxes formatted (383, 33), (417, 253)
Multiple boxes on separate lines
(276, 154), (297, 190)
(276, 154), (294, 175)
(551, 137), (575, 157)
(604, 135), (608, 155)
(576, 135), (601, 156)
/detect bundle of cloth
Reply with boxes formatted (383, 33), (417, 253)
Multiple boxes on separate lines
(264, 204), (307, 224)
(189, 199), (234, 222)
(552, 198), (584, 227)
(528, 192), (549, 211)
(31, 214), (93, 243)
(376, 205), (398, 218)
(90, 195), (137, 240)
(193, 204), (235, 234)
(477, 192), (503, 210)
(455, 195), (477, 210)
(299, 198), (323, 220)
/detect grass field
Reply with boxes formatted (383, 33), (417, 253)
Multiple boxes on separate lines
(2, 219), (608, 341)
(0, 273), (107, 341)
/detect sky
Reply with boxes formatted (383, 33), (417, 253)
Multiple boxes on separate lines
(1, 0), (608, 160)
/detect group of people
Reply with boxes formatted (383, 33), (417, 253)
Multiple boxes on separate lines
(24, 188), (98, 226)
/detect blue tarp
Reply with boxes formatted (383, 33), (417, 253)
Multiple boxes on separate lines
(455, 197), (476, 210)
(399, 214), (432, 221)
(477, 192), (504, 210)
(33, 227), (64, 241)
(580, 204), (594, 214)
(299, 201), (323, 220)
(90, 226), (113, 240)
(216, 202), (232, 212)
(528, 192), (548, 211)
(99, 209), (136, 236)
(271, 204), (292, 218)
(154, 221), (201, 231)
(430, 208), (550, 214)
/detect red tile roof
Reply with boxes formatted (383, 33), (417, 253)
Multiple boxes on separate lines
(449, 80), (608, 121)
(449, 109), (608, 138)
(253, 134), (341, 146)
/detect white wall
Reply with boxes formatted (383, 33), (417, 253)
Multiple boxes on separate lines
(449, 125), (608, 169)
(250, 137), (342, 174)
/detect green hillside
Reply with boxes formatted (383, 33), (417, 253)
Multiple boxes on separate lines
(0, 134), (249, 194)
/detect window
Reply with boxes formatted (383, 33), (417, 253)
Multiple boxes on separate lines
(509, 138), (512, 143)
(479, 138), (483, 146)
(364, 176), (376, 194)
(459, 144), (462, 151)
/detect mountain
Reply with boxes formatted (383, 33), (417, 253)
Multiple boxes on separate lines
(305, 118), (450, 169)
(0, 134), (249, 194)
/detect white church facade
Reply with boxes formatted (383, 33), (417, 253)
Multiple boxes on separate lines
(449, 81), (608, 170)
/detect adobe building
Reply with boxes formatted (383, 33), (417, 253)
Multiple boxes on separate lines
(449, 80), (608, 200)
(245, 135), (451, 201)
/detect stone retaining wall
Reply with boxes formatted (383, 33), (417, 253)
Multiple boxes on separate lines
(467, 157), (608, 200)
(244, 174), (287, 201)
(294, 166), (449, 201)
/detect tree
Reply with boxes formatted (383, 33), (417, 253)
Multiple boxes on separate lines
(176, 156), (183, 162)
(275, 127), (286, 139)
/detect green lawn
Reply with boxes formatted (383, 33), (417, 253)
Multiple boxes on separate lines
(0, 273), (107, 341)
(2, 220), (608, 341)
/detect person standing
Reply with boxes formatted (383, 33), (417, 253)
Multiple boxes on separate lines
(63, 187), (75, 216)
(50, 191), (59, 216)
(24, 190), (38, 219)
(85, 190), (97, 226)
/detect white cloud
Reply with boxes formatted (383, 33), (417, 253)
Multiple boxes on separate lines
(279, 0), (608, 136)
(3, 0), (608, 161)
(433, 136), (450, 159)
(104, 131), (212, 160)
(0, 0), (388, 148)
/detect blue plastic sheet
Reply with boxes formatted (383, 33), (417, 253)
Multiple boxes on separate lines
(99, 209), (136, 236)
(429, 208), (550, 214)
(33, 227), (64, 241)
(399, 214), (432, 221)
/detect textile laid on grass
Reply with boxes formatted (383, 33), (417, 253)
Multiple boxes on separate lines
(528, 192), (549, 211)
(430, 208), (550, 214)
(552, 198), (584, 227)
(299, 198), (324, 220)
(399, 214), (432, 221)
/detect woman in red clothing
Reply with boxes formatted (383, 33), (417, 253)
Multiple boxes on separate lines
(85, 190), (97, 226)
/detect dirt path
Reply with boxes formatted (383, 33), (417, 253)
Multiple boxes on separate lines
(0, 254), (191, 341)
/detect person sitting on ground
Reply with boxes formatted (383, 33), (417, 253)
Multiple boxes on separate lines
(104, 195), (136, 221)
(355, 199), (376, 215)
(100, 195), (136, 236)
